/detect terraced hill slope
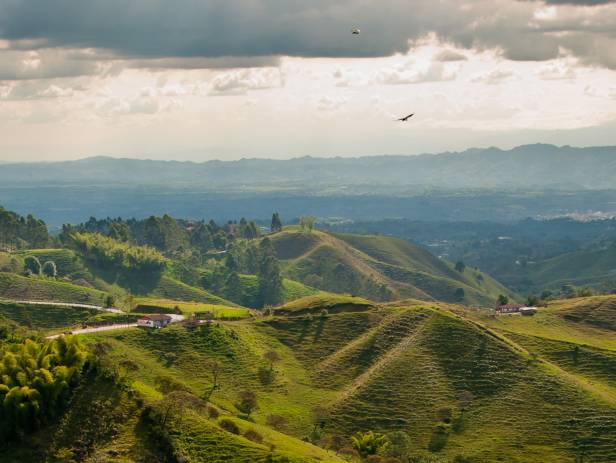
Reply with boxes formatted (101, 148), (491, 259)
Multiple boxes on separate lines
(0, 272), (107, 304)
(270, 229), (516, 306)
(7, 295), (609, 462)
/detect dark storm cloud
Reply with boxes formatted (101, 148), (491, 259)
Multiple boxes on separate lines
(0, 0), (615, 70)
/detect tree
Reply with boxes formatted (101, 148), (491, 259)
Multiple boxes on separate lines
(225, 253), (239, 272)
(299, 216), (316, 233)
(224, 271), (243, 304)
(497, 294), (509, 306)
(351, 431), (389, 459)
(236, 390), (258, 416)
(157, 391), (203, 427)
(527, 295), (539, 306)
(41, 261), (57, 278)
(271, 213), (283, 233)
(104, 294), (115, 308)
(454, 288), (465, 301)
(258, 238), (283, 307)
(383, 431), (412, 462)
(264, 350), (281, 372)
(203, 360), (221, 403)
(24, 255), (41, 275)
(454, 261), (466, 273)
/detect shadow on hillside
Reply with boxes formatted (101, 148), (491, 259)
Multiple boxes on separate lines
(84, 262), (163, 296)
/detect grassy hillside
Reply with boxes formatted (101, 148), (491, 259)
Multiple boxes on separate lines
(270, 229), (516, 306)
(275, 294), (374, 316)
(134, 297), (250, 319)
(6, 294), (605, 462)
(0, 272), (107, 305)
(150, 275), (233, 305)
(502, 243), (616, 292)
(258, 301), (616, 462)
(19, 248), (84, 276)
(0, 300), (99, 330)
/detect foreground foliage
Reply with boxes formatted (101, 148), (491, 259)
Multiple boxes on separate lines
(0, 336), (88, 443)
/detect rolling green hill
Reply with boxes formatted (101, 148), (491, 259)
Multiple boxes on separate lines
(18, 248), (85, 276)
(270, 229), (516, 306)
(3, 295), (612, 462)
(501, 243), (616, 293)
(0, 272), (107, 305)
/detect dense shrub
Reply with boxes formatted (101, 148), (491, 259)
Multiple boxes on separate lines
(24, 255), (41, 275)
(218, 418), (240, 435)
(42, 260), (58, 278)
(244, 429), (263, 443)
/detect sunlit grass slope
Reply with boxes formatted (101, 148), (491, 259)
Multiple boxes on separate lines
(0, 272), (106, 304)
(269, 228), (517, 306)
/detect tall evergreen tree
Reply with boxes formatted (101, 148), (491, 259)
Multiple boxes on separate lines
(271, 213), (283, 233)
(258, 238), (282, 307)
(225, 271), (243, 304)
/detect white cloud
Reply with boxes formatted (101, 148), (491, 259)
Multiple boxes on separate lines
(377, 61), (458, 85)
(536, 61), (577, 80)
(471, 69), (516, 85)
(316, 96), (346, 111)
(209, 68), (283, 96)
(434, 50), (468, 62)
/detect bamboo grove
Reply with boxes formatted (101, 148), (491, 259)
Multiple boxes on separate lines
(0, 336), (88, 443)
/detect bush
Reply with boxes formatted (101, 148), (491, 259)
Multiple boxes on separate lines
(244, 429), (263, 443)
(24, 255), (41, 275)
(207, 406), (220, 419)
(218, 418), (240, 435)
(266, 414), (288, 432)
(258, 366), (274, 385)
(236, 390), (258, 416)
(41, 260), (57, 278)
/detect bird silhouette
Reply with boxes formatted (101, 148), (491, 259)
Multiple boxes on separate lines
(397, 113), (414, 122)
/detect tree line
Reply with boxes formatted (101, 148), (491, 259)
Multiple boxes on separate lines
(61, 214), (261, 256)
(0, 206), (50, 251)
(70, 232), (167, 273)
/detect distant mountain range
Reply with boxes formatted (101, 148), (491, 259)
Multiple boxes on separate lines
(3, 144), (616, 190)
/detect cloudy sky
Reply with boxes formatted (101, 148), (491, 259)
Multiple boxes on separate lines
(0, 0), (615, 161)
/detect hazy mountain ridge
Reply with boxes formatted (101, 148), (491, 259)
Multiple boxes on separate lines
(4, 144), (616, 189)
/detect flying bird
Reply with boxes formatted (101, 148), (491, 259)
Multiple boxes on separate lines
(397, 113), (414, 122)
(351, 28), (361, 35)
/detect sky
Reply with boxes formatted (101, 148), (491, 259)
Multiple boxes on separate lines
(0, 0), (615, 162)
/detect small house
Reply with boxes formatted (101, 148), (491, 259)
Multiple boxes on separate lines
(137, 314), (173, 328)
(497, 304), (523, 314)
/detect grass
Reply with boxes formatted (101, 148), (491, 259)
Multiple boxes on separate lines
(465, 300), (616, 351)
(0, 300), (99, 331)
(135, 297), (250, 318)
(275, 293), (374, 315)
(270, 229), (517, 306)
(0, 271), (107, 305)
(18, 248), (84, 276)
(505, 243), (616, 291)
(4, 291), (616, 462)
(199, 269), (318, 308)
(150, 275), (233, 305)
